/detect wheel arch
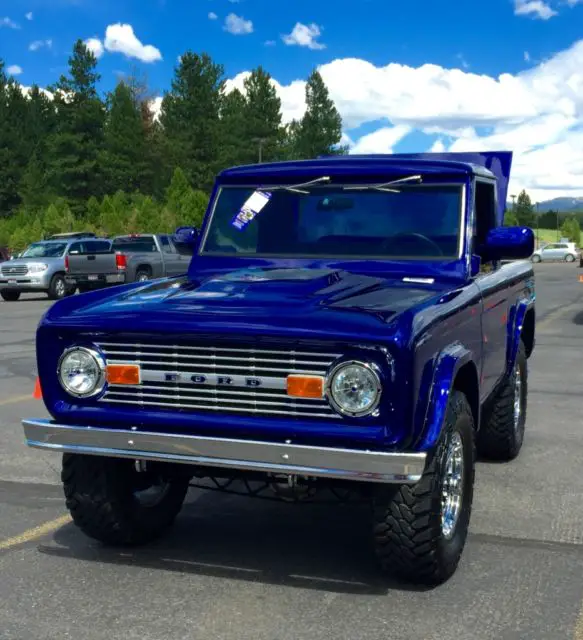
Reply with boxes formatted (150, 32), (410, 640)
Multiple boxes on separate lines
(414, 343), (480, 452)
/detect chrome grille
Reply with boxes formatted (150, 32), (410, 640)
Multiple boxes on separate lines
(97, 340), (342, 419)
(1, 264), (28, 276)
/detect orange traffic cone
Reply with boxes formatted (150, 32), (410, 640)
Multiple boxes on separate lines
(33, 377), (43, 400)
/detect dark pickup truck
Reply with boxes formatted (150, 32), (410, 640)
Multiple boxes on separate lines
(64, 234), (190, 291)
(23, 151), (535, 586)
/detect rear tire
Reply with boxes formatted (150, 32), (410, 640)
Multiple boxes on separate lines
(62, 454), (190, 546)
(477, 341), (527, 461)
(372, 391), (475, 586)
(135, 268), (151, 283)
(531, 254), (541, 263)
(1, 290), (20, 301)
(565, 253), (575, 262)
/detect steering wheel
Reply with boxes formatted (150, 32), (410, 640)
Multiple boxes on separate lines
(382, 232), (444, 257)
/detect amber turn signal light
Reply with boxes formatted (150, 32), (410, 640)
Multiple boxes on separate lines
(286, 375), (324, 398)
(106, 364), (141, 385)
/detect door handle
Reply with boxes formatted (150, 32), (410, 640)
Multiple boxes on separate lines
(87, 255), (96, 261)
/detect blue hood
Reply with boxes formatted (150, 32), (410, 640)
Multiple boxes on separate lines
(42, 266), (448, 343)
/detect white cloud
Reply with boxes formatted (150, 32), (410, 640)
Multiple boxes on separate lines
(149, 96), (163, 121)
(208, 12), (218, 20)
(104, 23), (162, 62)
(7, 65), (23, 76)
(350, 126), (412, 154)
(524, 51), (531, 62)
(225, 37), (583, 201)
(29, 39), (53, 52)
(25, 11), (33, 20)
(514, 0), (557, 20)
(1, 17), (20, 29)
(223, 13), (253, 35)
(84, 37), (104, 58)
(282, 23), (325, 50)
(265, 40), (276, 47)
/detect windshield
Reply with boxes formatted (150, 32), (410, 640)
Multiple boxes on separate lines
(20, 242), (67, 258)
(201, 185), (462, 260)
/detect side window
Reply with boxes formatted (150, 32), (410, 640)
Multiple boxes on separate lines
(473, 181), (496, 272)
(159, 236), (175, 254)
(68, 242), (83, 255)
(85, 241), (111, 253)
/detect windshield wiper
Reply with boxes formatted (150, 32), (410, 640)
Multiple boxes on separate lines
(258, 176), (331, 194)
(343, 174), (422, 193)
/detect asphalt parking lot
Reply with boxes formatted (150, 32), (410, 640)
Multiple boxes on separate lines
(1, 263), (582, 640)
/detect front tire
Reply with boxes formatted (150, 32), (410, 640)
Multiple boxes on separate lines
(62, 454), (190, 546)
(477, 341), (527, 461)
(565, 253), (575, 263)
(1, 290), (21, 301)
(372, 390), (476, 586)
(48, 274), (67, 300)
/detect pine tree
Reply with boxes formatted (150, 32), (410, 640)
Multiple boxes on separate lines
(160, 52), (225, 192)
(19, 152), (51, 210)
(292, 70), (345, 159)
(0, 62), (31, 215)
(100, 81), (150, 194)
(218, 88), (249, 169)
(242, 66), (283, 164)
(513, 190), (536, 228)
(45, 40), (105, 214)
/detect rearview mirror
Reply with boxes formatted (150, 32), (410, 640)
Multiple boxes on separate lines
(173, 226), (199, 255)
(481, 226), (535, 261)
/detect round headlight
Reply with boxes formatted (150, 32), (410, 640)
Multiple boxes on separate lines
(58, 347), (105, 398)
(327, 361), (382, 417)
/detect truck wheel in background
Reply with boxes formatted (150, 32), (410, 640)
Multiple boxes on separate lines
(135, 267), (151, 282)
(1, 290), (21, 301)
(477, 340), (527, 461)
(48, 274), (67, 300)
(372, 390), (475, 586)
(62, 454), (190, 546)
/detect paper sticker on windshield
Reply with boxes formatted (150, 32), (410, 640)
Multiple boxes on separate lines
(232, 190), (272, 231)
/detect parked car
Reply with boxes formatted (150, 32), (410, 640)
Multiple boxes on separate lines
(64, 233), (190, 292)
(0, 239), (79, 301)
(23, 151), (535, 586)
(531, 241), (579, 262)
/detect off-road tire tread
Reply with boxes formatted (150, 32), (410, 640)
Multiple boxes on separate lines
(372, 391), (475, 585)
(477, 341), (527, 461)
(62, 454), (188, 546)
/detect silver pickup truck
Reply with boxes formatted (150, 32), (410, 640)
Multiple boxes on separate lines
(64, 233), (190, 292)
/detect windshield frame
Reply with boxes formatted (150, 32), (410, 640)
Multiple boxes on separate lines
(199, 181), (468, 262)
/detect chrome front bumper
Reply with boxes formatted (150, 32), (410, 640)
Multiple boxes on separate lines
(22, 419), (426, 484)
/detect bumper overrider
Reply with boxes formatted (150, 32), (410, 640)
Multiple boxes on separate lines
(22, 419), (426, 484)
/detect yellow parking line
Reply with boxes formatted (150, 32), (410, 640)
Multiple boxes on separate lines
(0, 393), (35, 407)
(575, 603), (583, 640)
(0, 514), (71, 551)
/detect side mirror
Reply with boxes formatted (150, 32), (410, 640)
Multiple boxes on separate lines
(173, 226), (199, 255)
(481, 226), (535, 261)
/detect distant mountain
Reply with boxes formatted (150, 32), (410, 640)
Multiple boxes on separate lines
(506, 197), (583, 212)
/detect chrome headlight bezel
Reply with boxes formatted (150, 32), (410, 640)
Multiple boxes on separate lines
(57, 346), (106, 398)
(325, 360), (382, 418)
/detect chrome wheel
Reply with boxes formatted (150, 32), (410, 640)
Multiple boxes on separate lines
(441, 431), (464, 539)
(55, 278), (66, 298)
(513, 364), (522, 431)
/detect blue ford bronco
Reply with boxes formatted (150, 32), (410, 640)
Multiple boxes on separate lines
(22, 151), (535, 585)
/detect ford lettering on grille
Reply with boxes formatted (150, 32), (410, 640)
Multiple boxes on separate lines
(97, 340), (342, 419)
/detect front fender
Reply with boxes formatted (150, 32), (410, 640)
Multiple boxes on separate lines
(414, 342), (476, 452)
(506, 294), (535, 374)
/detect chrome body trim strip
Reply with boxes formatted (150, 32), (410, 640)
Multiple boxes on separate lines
(22, 419), (426, 484)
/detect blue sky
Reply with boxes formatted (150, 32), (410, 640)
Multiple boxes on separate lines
(2, 0), (583, 201)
